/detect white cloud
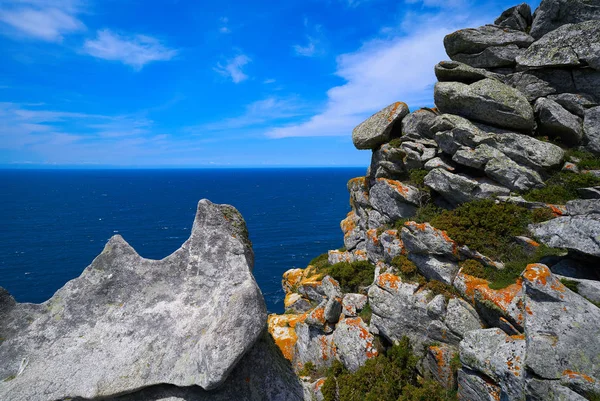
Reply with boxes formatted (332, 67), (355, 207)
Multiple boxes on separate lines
(293, 20), (324, 57)
(266, 9), (490, 138)
(219, 17), (230, 33)
(293, 36), (318, 57)
(214, 54), (251, 83)
(0, 0), (85, 42)
(83, 29), (178, 70)
(263, 78), (276, 84)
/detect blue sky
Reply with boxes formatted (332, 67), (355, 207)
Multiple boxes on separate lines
(0, 0), (539, 167)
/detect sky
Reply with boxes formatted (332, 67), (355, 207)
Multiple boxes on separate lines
(0, 0), (540, 167)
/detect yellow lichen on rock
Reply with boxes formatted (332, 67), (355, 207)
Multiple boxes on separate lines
(267, 313), (308, 361)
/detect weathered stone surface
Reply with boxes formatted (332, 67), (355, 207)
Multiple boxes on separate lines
(484, 154), (544, 192)
(401, 221), (457, 257)
(555, 275), (600, 304)
(444, 297), (482, 338)
(522, 264), (600, 382)
(444, 25), (534, 57)
(452, 144), (503, 169)
(408, 254), (459, 285)
(368, 143), (408, 182)
(548, 93), (597, 117)
(102, 332), (305, 401)
(525, 378), (589, 401)
(573, 68), (600, 103)
(333, 317), (378, 372)
(566, 199), (600, 216)
(460, 328), (525, 400)
(401, 108), (438, 140)
(530, 215), (600, 257)
(584, 106), (600, 154)
(529, 0), (600, 39)
(427, 294), (447, 320)
(534, 97), (583, 145)
(341, 211), (364, 251)
(369, 178), (421, 220)
(0, 200), (266, 400)
(341, 293), (367, 317)
(452, 44), (525, 68)
(425, 345), (457, 389)
(457, 369), (502, 401)
(495, 3), (532, 31)
(424, 156), (455, 171)
(504, 69), (576, 102)
(424, 168), (507, 206)
(489, 131), (564, 171)
(434, 79), (534, 132)
(434, 60), (499, 84)
(285, 293), (312, 313)
(347, 176), (370, 209)
(518, 21), (600, 70)
(294, 323), (336, 369)
(352, 102), (409, 150)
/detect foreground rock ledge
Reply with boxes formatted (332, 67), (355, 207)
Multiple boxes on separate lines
(0, 199), (268, 401)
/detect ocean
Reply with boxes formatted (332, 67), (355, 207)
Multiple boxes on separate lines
(0, 168), (364, 313)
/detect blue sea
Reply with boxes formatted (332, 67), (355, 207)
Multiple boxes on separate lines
(0, 168), (363, 313)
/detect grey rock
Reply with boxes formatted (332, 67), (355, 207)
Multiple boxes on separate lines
(522, 263), (600, 382)
(401, 221), (457, 257)
(434, 60), (499, 84)
(341, 293), (367, 317)
(578, 186), (600, 199)
(566, 199), (600, 215)
(332, 317), (378, 372)
(102, 332), (304, 401)
(484, 154), (544, 192)
(352, 102), (409, 150)
(444, 25), (534, 57)
(525, 378), (589, 401)
(424, 156), (455, 172)
(452, 144), (503, 169)
(368, 143), (407, 182)
(294, 323), (336, 369)
(549, 258), (600, 281)
(488, 131), (565, 171)
(369, 178), (420, 220)
(434, 79), (534, 132)
(401, 108), (438, 140)
(457, 369), (503, 401)
(424, 169), (501, 206)
(561, 161), (580, 173)
(518, 21), (600, 70)
(584, 106), (600, 154)
(573, 68), (600, 103)
(504, 69), (576, 102)
(529, 0), (600, 39)
(285, 294), (313, 314)
(425, 344), (457, 389)
(321, 276), (343, 300)
(408, 254), (459, 286)
(427, 294), (447, 320)
(555, 275), (600, 304)
(324, 297), (342, 324)
(530, 215), (600, 257)
(460, 328), (525, 400)
(444, 298), (482, 338)
(548, 93), (597, 117)
(426, 320), (463, 347)
(348, 176), (370, 209)
(495, 3), (533, 31)
(0, 200), (266, 401)
(534, 97), (583, 146)
(452, 44), (525, 68)
(379, 229), (404, 263)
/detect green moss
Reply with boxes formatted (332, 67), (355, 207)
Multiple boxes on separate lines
(423, 280), (459, 301)
(450, 352), (461, 374)
(560, 278), (580, 293)
(298, 361), (316, 377)
(565, 149), (600, 170)
(309, 253), (331, 274)
(409, 169), (429, 189)
(531, 208), (555, 223)
(460, 260), (485, 278)
(322, 337), (456, 401)
(392, 256), (426, 285)
(389, 138), (403, 148)
(524, 171), (600, 204)
(328, 260), (376, 293)
(359, 302), (373, 325)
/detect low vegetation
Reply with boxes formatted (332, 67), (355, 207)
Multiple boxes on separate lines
(309, 254), (376, 293)
(524, 171), (600, 204)
(321, 337), (456, 401)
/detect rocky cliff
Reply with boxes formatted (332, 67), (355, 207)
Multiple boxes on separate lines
(269, 1), (600, 400)
(0, 200), (304, 401)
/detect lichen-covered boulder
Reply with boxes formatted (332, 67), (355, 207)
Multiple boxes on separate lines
(534, 97), (583, 146)
(529, 0), (600, 39)
(294, 323), (336, 369)
(0, 200), (266, 401)
(369, 178), (421, 220)
(341, 293), (367, 317)
(495, 3), (532, 31)
(584, 106), (600, 154)
(529, 215), (600, 257)
(457, 369), (502, 401)
(548, 93), (598, 118)
(332, 317), (378, 372)
(443, 25), (534, 58)
(401, 221), (458, 257)
(451, 44), (525, 68)
(425, 344), (457, 389)
(444, 297), (483, 338)
(352, 102), (409, 150)
(408, 254), (459, 286)
(423, 168), (509, 206)
(484, 154), (545, 192)
(435, 61), (500, 84)
(401, 108), (439, 140)
(434, 79), (535, 132)
(566, 199), (600, 216)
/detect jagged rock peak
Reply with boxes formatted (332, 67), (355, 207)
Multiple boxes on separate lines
(0, 199), (268, 401)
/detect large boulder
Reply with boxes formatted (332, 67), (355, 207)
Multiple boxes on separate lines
(534, 98), (583, 146)
(434, 79), (535, 132)
(434, 60), (499, 84)
(529, 0), (600, 39)
(451, 44), (526, 68)
(369, 178), (421, 220)
(584, 106), (600, 154)
(352, 102), (409, 150)
(332, 317), (378, 372)
(0, 200), (267, 400)
(495, 3), (533, 31)
(401, 108), (438, 140)
(443, 25), (534, 57)
(423, 168), (509, 206)
(529, 215), (600, 258)
(517, 20), (600, 70)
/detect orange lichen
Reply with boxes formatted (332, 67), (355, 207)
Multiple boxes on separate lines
(344, 318), (378, 359)
(563, 370), (595, 383)
(341, 212), (357, 237)
(377, 273), (402, 290)
(367, 229), (379, 245)
(547, 204), (567, 216)
(522, 264), (551, 286)
(378, 178), (411, 196)
(348, 177), (366, 187)
(315, 378), (326, 391)
(267, 313), (308, 361)
(404, 221), (457, 255)
(387, 102), (406, 122)
(524, 238), (540, 247)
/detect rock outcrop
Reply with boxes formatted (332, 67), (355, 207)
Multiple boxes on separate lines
(0, 200), (302, 401)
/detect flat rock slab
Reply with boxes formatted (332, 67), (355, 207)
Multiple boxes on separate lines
(0, 200), (267, 401)
(529, 215), (600, 258)
(352, 102), (409, 150)
(443, 25), (533, 57)
(529, 0), (600, 39)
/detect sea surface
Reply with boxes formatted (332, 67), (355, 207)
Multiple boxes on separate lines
(0, 168), (364, 313)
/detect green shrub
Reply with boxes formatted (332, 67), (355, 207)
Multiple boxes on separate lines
(423, 280), (459, 301)
(409, 169), (429, 188)
(430, 200), (530, 259)
(392, 256), (426, 285)
(329, 261), (376, 293)
(298, 361), (316, 377)
(322, 337), (456, 401)
(459, 260), (486, 278)
(310, 253), (331, 274)
(524, 171), (600, 204)
(531, 208), (555, 223)
(359, 302), (372, 324)
(565, 149), (600, 170)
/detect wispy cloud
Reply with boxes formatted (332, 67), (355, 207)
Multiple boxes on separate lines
(214, 54), (251, 83)
(267, 8), (490, 138)
(0, 0), (85, 42)
(83, 29), (178, 70)
(293, 36), (319, 57)
(263, 78), (276, 84)
(293, 19), (324, 57)
(219, 16), (230, 33)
